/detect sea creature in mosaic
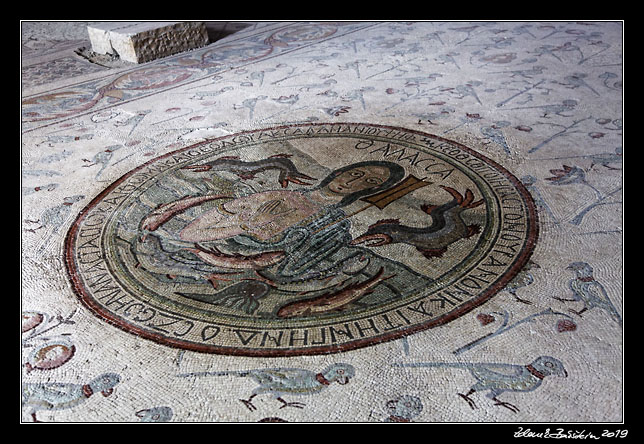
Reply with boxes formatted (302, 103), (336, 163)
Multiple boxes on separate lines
(394, 356), (567, 413)
(135, 406), (174, 422)
(275, 267), (395, 318)
(178, 280), (271, 314)
(350, 186), (483, 259)
(22, 373), (121, 422)
(138, 194), (232, 235)
(181, 153), (315, 188)
(178, 363), (355, 411)
(185, 244), (286, 271)
(555, 262), (622, 325)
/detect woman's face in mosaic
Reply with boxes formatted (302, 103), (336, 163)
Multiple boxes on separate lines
(326, 165), (391, 195)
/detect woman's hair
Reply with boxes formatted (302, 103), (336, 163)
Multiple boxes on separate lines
(312, 160), (406, 208)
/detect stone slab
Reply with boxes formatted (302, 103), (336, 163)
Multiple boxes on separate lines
(87, 22), (209, 64)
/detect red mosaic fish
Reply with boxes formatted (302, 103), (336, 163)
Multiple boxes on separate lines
(276, 267), (394, 318)
(185, 244), (285, 270)
(140, 194), (231, 233)
(182, 154), (315, 188)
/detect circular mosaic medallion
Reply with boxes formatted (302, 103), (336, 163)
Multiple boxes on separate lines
(65, 123), (538, 356)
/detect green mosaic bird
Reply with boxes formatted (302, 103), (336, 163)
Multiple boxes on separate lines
(556, 262), (622, 325)
(384, 395), (424, 422)
(22, 373), (121, 422)
(135, 406), (174, 422)
(178, 363), (355, 411)
(394, 356), (567, 413)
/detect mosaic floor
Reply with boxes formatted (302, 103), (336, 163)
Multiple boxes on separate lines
(21, 21), (623, 425)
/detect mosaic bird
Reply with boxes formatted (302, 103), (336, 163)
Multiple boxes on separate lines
(504, 260), (540, 304)
(23, 194), (85, 233)
(135, 406), (174, 422)
(394, 356), (567, 413)
(383, 395), (424, 422)
(81, 145), (122, 180)
(233, 95), (268, 120)
(22, 373), (121, 422)
(22, 183), (58, 196)
(562, 73), (599, 96)
(481, 121), (511, 154)
(509, 99), (578, 118)
(178, 363), (354, 411)
(587, 147), (622, 171)
(556, 262), (622, 325)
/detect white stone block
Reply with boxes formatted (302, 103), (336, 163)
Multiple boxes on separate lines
(87, 22), (209, 64)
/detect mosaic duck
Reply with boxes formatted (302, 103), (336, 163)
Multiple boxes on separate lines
(350, 186), (483, 258)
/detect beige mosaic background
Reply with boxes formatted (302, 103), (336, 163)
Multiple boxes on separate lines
(21, 21), (623, 423)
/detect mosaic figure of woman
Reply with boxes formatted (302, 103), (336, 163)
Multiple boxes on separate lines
(130, 159), (433, 318)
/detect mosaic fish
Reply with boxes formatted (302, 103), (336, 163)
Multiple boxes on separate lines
(182, 153), (315, 188)
(186, 244), (285, 270)
(140, 194), (231, 233)
(276, 267), (394, 318)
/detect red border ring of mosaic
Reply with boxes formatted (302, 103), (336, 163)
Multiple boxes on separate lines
(64, 123), (538, 356)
